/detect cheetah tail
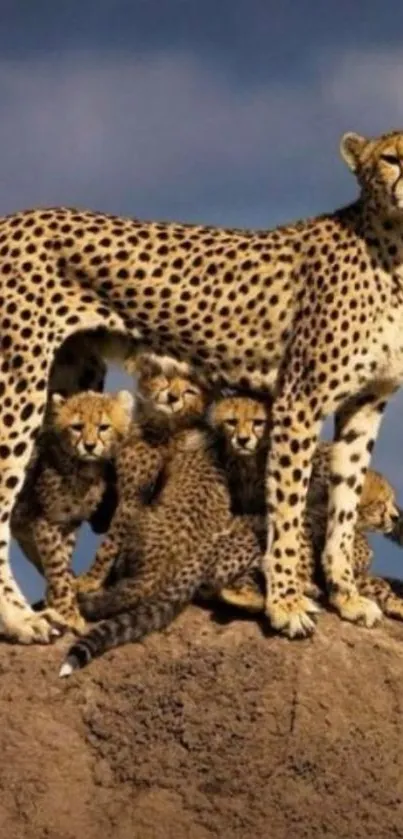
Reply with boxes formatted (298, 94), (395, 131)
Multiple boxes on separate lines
(58, 594), (188, 677)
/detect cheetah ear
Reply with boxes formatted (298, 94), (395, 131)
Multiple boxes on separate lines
(51, 392), (66, 409)
(134, 353), (161, 378)
(340, 132), (367, 172)
(116, 389), (135, 417)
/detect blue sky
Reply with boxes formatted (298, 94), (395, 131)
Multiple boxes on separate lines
(4, 0), (403, 600)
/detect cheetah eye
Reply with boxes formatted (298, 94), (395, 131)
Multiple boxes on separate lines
(185, 388), (198, 397)
(224, 419), (238, 429)
(380, 153), (400, 166)
(253, 419), (266, 428)
(99, 424), (111, 432)
(70, 422), (84, 433)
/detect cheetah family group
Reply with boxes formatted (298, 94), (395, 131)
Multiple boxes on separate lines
(13, 347), (403, 676)
(0, 129), (403, 674)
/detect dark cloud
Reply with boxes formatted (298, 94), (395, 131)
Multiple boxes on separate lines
(3, 0), (403, 84)
(1, 44), (403, 226)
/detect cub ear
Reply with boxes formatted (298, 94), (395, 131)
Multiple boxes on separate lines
(205, 399), (220, 427)
(50, 392), (66, 409)
(156, 354), (191, 378)
(340, 132), (368, 172)
(133, 352), (161, 379)
(116, 389), (135, 416)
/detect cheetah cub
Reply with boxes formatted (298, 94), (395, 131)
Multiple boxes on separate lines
(208, 392), (403, 618)
(12, 389), (133, 632)
(73, 352), (210, 595)
(60, 365), (264, 674)
(304, 448), (403, 620)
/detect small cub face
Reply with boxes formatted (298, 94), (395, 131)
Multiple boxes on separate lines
(208, 394), (270, 456)
(51, 390), (134, 461)
(341, 129), (403, 212)
(358, 470), (400, 533)
(136, 354), (207, 426)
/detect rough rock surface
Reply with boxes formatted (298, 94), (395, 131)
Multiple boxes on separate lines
(2, 600), (403, 839)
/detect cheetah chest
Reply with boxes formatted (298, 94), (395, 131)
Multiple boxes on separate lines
(372, 309), (403, 385)
(49, 477), (106, 525)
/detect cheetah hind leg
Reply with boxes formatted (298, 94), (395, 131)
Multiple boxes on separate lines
(208, 520), (320, 624)
(322, 394), (390, 629)
(358, 575), (403, 622)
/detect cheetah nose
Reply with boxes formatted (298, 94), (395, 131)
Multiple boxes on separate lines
(84, 442), (96, 453)
(167, 393), (178, 405)
(237, 436), (250, 447)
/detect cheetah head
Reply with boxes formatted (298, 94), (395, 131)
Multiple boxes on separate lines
(358, 469), (400, 533)
(341, 130), (403, 213)
(208, 392), (270, 456)
(50, 390), (134, 461)
(135, 353), (208, 429)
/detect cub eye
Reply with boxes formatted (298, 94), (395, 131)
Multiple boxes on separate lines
(224, 419), (238, 428)
(380, 153), (400, 166)
(185, 388), (198, 397)
(253, 418), (266, 428)
(99, 424), (111, 432)
(70, 422), (84, 433)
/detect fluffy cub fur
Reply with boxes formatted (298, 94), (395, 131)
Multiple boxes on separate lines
(73, 352), (210, 595)
(12, 390), (133, 631)
(207, 393), (402, 616)
(60, 364), (264, 675)
(61, 385), (402, 675)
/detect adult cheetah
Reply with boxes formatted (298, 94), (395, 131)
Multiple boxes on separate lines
(1, 129), (403, 644)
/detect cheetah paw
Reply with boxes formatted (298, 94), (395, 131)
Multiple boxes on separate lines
(2, 608), (65, 644)
(64, 612), (87, 635)
(266, 595), (320, 638)
(45, 602), (87, 635)
(331, 593), (382, 628)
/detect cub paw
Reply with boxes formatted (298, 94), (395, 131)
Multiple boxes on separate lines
(74, 575), (103, 595)
(220, 585), (265, 613)
(266, 594), (320, 638)
(384, 595), (403, 621)
(46, 604), (87, 635)
(331, 593), (382, 628)
(64, 611), (87, 635)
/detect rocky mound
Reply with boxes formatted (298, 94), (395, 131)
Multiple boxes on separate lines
(1, 601), (403, 839)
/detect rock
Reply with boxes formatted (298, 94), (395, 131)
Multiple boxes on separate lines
(1, 603), (403, 839)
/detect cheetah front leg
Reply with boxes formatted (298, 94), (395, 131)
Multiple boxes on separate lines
(75, 511), (129, 595)
(323, 391), (392, 627)
(263, 389), (323, 637)
(29, 520), (86, 634)
(0, 371), (65, 643)
(75, 442), (165, 594)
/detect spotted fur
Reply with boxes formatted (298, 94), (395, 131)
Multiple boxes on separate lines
(12, 390), (133, 632)
(60, 426), (265, 675)
(73, 353), (210, 595)
(207, 393), (403, 618)
(1, 130), (403, 642)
